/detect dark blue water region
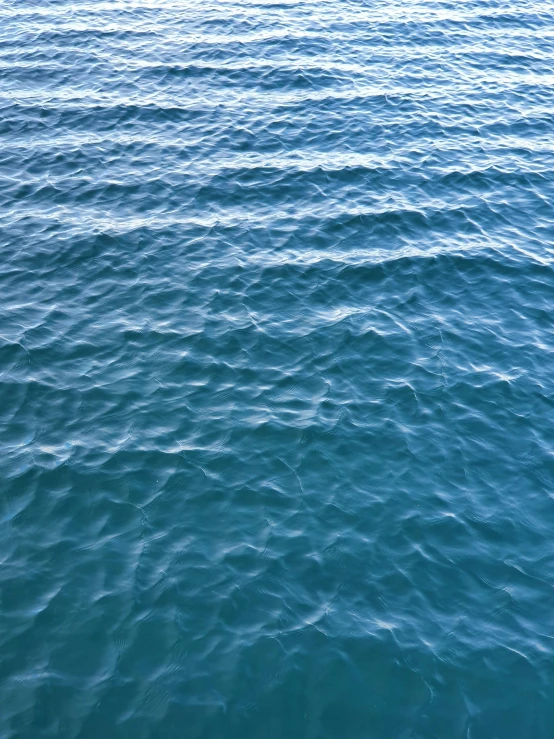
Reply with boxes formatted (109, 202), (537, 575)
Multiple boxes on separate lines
(2, 0), (554, 737)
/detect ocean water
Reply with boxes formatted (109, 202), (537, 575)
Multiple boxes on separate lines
(2, 0), (554, 736)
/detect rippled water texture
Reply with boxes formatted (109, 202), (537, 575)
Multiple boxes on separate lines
(2, 0), (554, 736)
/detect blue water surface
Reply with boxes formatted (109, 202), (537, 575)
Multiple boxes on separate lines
(2, 0), (554, 737)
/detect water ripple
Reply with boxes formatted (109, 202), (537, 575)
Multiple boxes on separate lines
(2, 0), (554, 737)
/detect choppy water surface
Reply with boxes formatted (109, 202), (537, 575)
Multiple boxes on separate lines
(2, 0), (554, 736)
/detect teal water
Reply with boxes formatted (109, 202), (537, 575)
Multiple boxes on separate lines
(2, 0), (554, 736)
